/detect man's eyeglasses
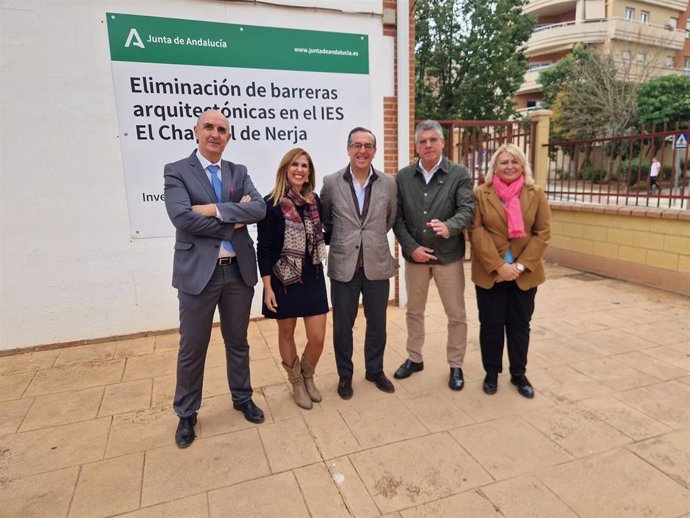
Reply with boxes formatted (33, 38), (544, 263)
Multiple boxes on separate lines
(349, 143), (375, 150)
(418, 137), (441, 146)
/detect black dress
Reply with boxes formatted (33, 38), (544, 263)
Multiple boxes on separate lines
(256, 195), (329, 319)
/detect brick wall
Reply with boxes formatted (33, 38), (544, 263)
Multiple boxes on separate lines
(546, 202), (690, 295)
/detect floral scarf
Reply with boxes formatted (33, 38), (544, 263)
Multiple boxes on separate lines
(273, 188), (327, 286)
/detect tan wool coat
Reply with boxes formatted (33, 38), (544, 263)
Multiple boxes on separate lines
(469, 182), (551, 290)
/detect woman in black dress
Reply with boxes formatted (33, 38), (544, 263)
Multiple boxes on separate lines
(257, 148), (328, 409)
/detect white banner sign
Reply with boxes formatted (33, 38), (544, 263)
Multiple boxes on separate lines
(107, 12), (370, 237)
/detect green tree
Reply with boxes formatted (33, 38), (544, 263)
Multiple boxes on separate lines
(539, 46), (641, 140)
(539, 46), (642, 180)
(415, 0), (534, 120)
(637, 75), (690, 129)
(538, 46), (587, 110)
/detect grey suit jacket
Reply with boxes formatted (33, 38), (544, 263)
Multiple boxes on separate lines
(320, 167), (398, 282)
(164, 151), (266, 294)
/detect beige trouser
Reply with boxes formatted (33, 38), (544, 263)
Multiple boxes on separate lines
(404, 259), (468, 367)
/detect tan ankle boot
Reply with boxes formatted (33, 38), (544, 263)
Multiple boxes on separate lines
(301, 356), (322, 403)
(282, 358), (312, 409)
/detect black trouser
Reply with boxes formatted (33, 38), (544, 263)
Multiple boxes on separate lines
(476, 281), (537, 376)
(331, 269), (389, 378)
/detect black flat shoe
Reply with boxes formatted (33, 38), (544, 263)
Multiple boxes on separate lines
(365, 371), (395, 393)
(394, 359), (424, 379)
(449, 367), (464, 391)
(233, 399), (265, 423)
(175, 414), (197, 448)
(483, 372), (498, 395)
(337, 376), (353, 400)
(511, 375), (535, 399)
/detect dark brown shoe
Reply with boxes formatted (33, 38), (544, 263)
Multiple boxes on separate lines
(337, 376), (353, 400)
(365, 371), (395, 393)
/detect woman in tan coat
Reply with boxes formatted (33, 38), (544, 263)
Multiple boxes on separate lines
(469, 143), (551, 398)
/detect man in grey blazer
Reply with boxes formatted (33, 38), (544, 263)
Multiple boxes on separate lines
(164, 110), (267, 448)
(320, 127), (398, 399)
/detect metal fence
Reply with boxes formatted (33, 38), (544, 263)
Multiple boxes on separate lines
(428, 120), (536, 185)
(545, 122), (690, 210)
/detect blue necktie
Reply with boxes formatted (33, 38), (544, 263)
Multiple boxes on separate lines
(208, 165), (235, 254)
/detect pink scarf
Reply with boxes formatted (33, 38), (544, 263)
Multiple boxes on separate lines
(492, 175), (526, 238)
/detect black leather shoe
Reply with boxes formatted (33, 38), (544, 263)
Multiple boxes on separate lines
(233, 399), (265, 423)
(449, 367), (464, 391)
(175, 414), (197, 448)
(394, 359), (424, 379)
(511, 374), (535, 399)
(483, 372), (498, 395)
(365, 371), (395, 393)
(337, 376), (353, 400)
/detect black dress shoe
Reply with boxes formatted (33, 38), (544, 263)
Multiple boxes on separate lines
(337, 376), (353, 400)
(511, 374), (535, 399)
(175, 414), (197, 448)
(483, 372), (498, 395)
(449, 367), (464, 391)
(233, 399), (265, 423)
(365, 371), (395, 393)
(394, 359), (424, 379)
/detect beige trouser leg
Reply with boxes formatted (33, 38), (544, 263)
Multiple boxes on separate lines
(404, 262), (432, 363)
(432, 260), (468, 367)
(404, 260), (468, 366)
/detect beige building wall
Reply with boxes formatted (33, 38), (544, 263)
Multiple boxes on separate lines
(609, 0), (679, 22)
(546, 203), (690, 296)
(517, 0), (690, 109)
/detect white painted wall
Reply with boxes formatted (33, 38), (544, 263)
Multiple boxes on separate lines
(0, 0), (395, 350)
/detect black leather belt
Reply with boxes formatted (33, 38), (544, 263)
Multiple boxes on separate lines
(217, 257), (236, 265)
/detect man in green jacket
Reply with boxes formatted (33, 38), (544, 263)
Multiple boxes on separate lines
(392, 120), (475, 391)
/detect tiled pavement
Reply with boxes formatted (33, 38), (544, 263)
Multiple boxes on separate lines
(1, 263), (690, 518)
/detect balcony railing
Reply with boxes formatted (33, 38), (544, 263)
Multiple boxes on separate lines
(526, 17), (686, 57)
(517, 67), (551, 95)
(526, 20), (608, 55)
(534, 21), (573, 32)
(610, 18), (685, 50)
(517, 61), (688, 97)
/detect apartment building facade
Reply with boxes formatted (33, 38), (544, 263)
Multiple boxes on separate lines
(515, 0), (690, 110)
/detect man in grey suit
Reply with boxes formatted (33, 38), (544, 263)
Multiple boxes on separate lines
(320, 127), (398, 400)
(164, 110), (267, 448)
